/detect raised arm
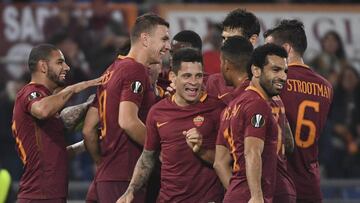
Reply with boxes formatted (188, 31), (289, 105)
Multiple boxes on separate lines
(82, 106), (101, 165)
(118, 101), (146, 145)
(244, 136), (264, 203)
(116, 149), (157, 203)
(66, 140), (86, 159)
(31, 77), (102, 120)
(213, 145), (233, 189)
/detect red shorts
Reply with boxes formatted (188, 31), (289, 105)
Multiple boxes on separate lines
(17, 198), (66, 203)
(96, 181), (146, 203)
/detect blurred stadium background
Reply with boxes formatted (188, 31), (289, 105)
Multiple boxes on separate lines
(0, 0), (359, 202)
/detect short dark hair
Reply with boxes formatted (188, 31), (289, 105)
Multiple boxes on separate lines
(221, 36), (253, 73)
(263, 19), (307, 56)
(130, 13), (169, 44)
(28, 44), (59, 73)
(172, 30), (202, 51)
(248, 43), (288, 79)
(171, 47), (203, 74)
(222, 9), (260, 39)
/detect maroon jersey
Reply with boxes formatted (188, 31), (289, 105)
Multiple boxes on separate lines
(12, 83), (67, 199)
(270, 96), (296, 198)
(280, 64), (333, 200)
(216, 80), (250, 147)
(145, 94), (225, 202)
(95, 57), (156, 182)
(205, 73), (234, 105)
(223, 86), (278, 203)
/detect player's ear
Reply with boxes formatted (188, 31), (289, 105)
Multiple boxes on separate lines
(249, 34), (258, 46)
(38, 60), (47, 74)
(282, 43), (292, 54)
(252, 65), (261, 78)
(141, 32), (150, 48)
(169, 71), (176, 83)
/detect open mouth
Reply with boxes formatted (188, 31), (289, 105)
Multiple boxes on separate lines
(185, 87), (199, 97)
(273, 81), (285, 90)
(160, 50), (166, 56)
(60, 73), (67, 80)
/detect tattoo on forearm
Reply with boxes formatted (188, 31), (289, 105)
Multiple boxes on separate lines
(60, 103), (88, 130)
(285, 123), (295, 154)
(128, 150), (156, 193)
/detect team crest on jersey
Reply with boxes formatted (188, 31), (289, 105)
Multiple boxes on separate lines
(28, 92), (41, 101)
(131, 81), (143, 94)
(251, 114), (265, 128)
(193, 115), (204, 127)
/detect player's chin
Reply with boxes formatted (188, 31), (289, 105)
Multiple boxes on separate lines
(183, 93), (198, 103)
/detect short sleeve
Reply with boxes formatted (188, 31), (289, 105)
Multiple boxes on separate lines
(23, 86), (48, 113)
(119, 63), (149, 107)
(144, 108), (161, 151)
(243, 100), (272, 140)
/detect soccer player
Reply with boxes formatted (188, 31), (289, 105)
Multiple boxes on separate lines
(117, 48), (224, 203)
(82, 13), (171, 203)
(264, 19), (333, 202)
(213, 36), (254, 189)
(222, 44), (288, 203)
(11, 44), (102, 203)
(206, 8), (260, 105)
(214, 37), (296, 202)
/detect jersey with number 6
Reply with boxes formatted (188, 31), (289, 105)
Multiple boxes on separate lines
(280, 63), (333, 200)
(95, 57), (155, 182)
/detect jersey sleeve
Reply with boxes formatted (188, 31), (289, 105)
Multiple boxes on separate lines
(144, 108), (161, 151)
(119, 63), (149, 107)
(23, 86), (48, 113)
(243, 100), (272, 140)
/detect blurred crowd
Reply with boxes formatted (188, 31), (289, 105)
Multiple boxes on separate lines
(0, 0), (360, 183)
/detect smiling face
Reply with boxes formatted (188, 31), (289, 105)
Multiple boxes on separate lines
(258, 55), (288, 97)
(173, 61), (203, 106)
(147, 25), (171, 64)
(45, 50), (70, 86)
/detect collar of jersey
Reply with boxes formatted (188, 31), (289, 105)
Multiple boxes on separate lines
(245, 85), (268, 100)
(288, 63), (310, 69)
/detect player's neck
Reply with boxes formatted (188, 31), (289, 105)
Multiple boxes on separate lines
(232, 72), (247, 88)
(249, 80), (270, 100)
(127, 47), (150, 67)
(30, 73), (57, 93)
(288, 53), (304, 65)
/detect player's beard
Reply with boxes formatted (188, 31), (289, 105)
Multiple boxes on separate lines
(259, 75), (278, 97)
(47, 65), (66, 87)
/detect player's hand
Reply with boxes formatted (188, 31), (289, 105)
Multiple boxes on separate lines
(72, 75), (104, 93)
(116, 191), (134, 203)
(248, 196), (264, 203)
(164, 85), (176, 97)
(183, 128), (203, 153)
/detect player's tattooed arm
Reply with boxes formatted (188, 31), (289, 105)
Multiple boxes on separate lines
(126, 150), (157, 194)
(60, 95), (95, 130)
(284, 120), (295, 154)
